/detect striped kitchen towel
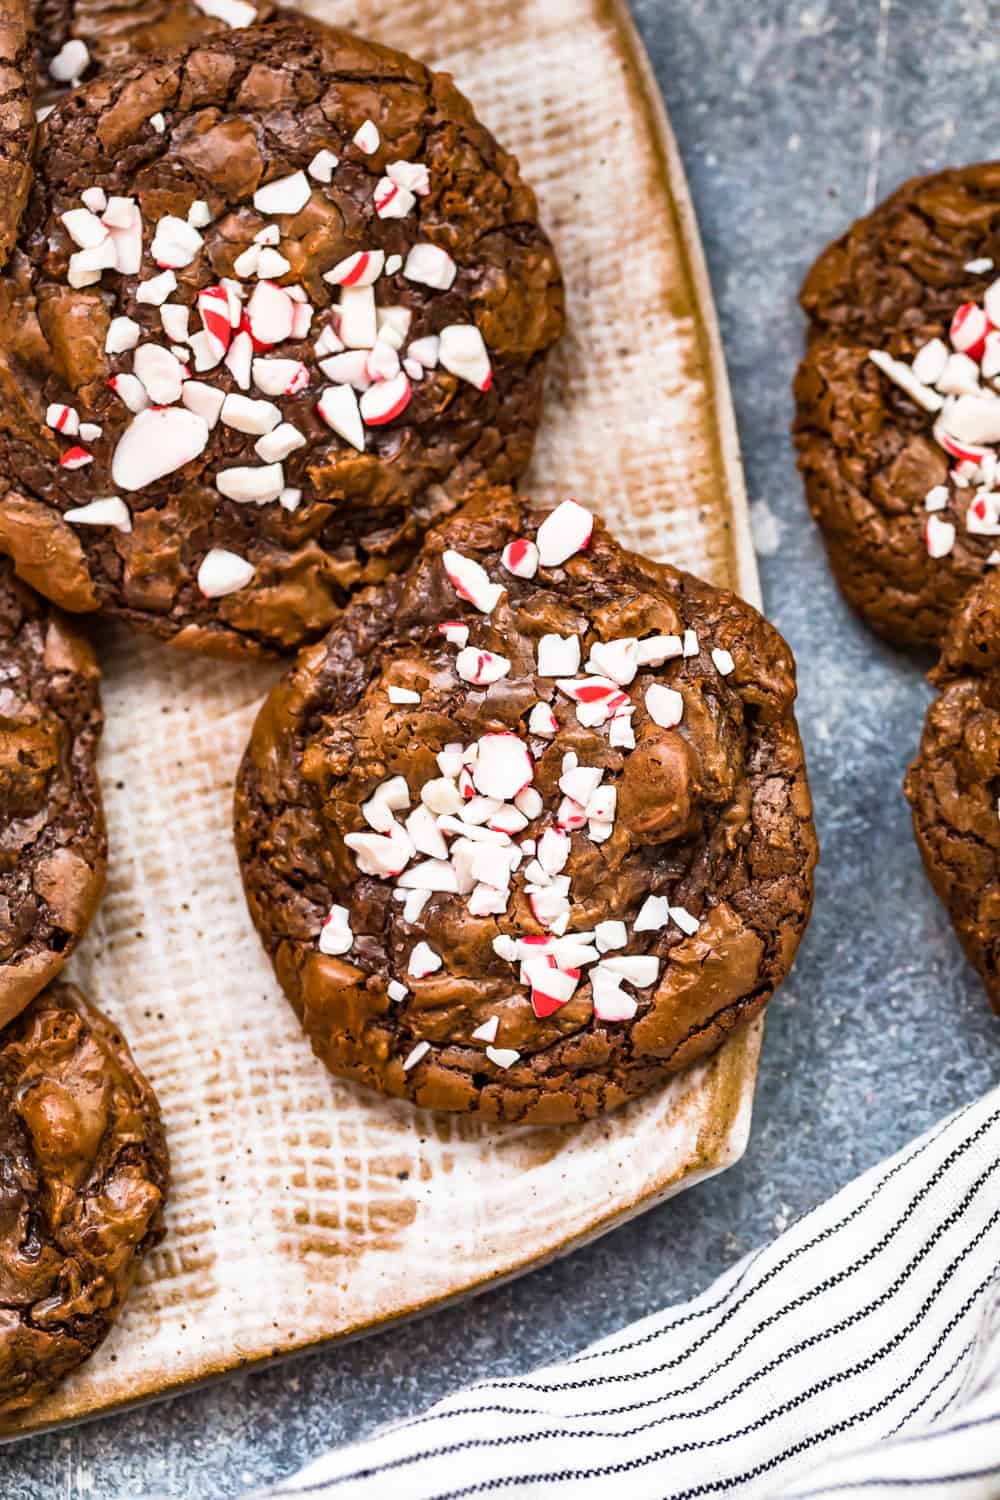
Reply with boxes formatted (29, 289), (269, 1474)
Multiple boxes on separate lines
(262, 1087), (1000, 1500)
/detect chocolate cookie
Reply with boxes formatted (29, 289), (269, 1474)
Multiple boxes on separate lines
(0, 980), (168, 1424)
(794, 164), (1000, 649)
(905, 570), (1000, 1010)
(235, 490), (817, 1124)
(0, 560), (105, 1027)
(0, 0), (34, 273)
(37, 0), (274, 91)
(0, 20), (564, 658)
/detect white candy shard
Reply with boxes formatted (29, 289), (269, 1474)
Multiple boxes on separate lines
(112, 408), (209, 491)
(133, 344), (186, 405)
(280, 487), (302, 512)
(247, 280), (294, 345)
(473, 734), (533, 800)
(387, 980), (408, 1002)
(911, 337), (949, 386)
(150, 113), (166, 133)
(353, 120), (380, 155)
(404, 243), (457, 290)
(339, 286), (378, 349)
(926, 513), (956, 559)
(81, 187), (107, 214)
(220, 393), (282, 435)
(408, 335), (440, 369)
(670, 905), (700, 936)
(105, 316), (141, 355)
(471, 1016), (500, 1044)
(160, 304), (191, 345)
(182, 380), (225, 429)
(319, 904), (353, 956)
(536, 499), (593, 567)
(188, 200), (213, 229)
(61, 208), (108, 249)
(108, 373), (149, 414)
(560, 765), (604, 806)
(439, 324), (492, 391)
(588, 637), (639, 685)
(256, 422), (305, 462)
(150, 215), (204, 270)
(635, 895), (669, 931)
(49, 38), (89, 82)
(603, 955), (660, 987)
(636, 634), (683, 666)
(595, 919), (628, 951)
(63, 497), (132, 533)
(193, 0), (256, 24)
(387, 686), (420, 705)
(318, 385), (366, 451)
(408, 942), (442, 978)
(942, 394), (1000, 446)
(257, 248), (291, 279)
(442, 549), (504, 613)
(486, 1046), (520, 1069)
(388, 160), (431, 196)
(68, 239), (117, 287)
(103, 198), (142, 275)
(308, 149), (339, 183)
(216, 463), (284, 505)
(253, 171), (312, 217)
(137, 269), (177, 306)
(319, 351), (371, 391)
(868, 349), (944, 413)
(527, 702), (558, 737)
(252, 358), (310, 396)
(712, 647), (736, 676)
(645, 684), (684, 728)
(198, 548), (256, 598)
(402, 1040), (430, 1071)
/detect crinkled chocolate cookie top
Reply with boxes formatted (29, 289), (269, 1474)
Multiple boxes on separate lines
(0, 0), (34, 272)
(905, 569), (1000, 1011)
(0, 19), (564, 657)
(235, 490), (817, 1124)
(0, 981), (168, 1425)
(795, 163), (1000, 648)
(0, 559), (105, 1029)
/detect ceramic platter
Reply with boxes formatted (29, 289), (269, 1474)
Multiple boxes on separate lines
(9, 0), (763, 1436)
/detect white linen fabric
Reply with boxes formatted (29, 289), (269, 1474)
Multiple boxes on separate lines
(260, 1088), (1000, 1500)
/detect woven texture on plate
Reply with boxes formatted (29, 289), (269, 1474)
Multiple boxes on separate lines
(10, 0), (761, 1433)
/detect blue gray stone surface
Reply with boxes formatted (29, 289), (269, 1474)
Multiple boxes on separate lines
(5, 1), (999, 1494)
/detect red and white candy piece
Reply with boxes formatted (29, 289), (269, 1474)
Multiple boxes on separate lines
(950, 302), (991, 361)
(925, 513), (956, 559)
(59, 446), (92, 470)
(555, 675), (620, 708)
(253, 171), (311, 217)
(151, 214), (203, 269)
(527, 702), (558, 738)
(182, 381), (225, 429)
(455, 648), (511, 686)
(353, 120), (380, 155)
(536, 500), (593, 567)
(109, 373), (149, 414)
(473, 733), (533, 800)
(197, 548), (256, 598)
(374, 178), (416, 219)
(197, 286), (233, 357)
(442, 549), (504, 614)
(252, 358), (310, 398)
(325, 250), (386, 288)
(360, 372), (412, 426)
(501, 538), (539, 580)
(403, 243), (457, 291)
(528, 887), (570, 930)
(46, 404), (79, 436)
(388, 160), (430, 196)
(523, 959), (578, 1018)
(645, 684), (684, 728)
(318, 904), (353, 956)
(63, 497), (132, 532)
(112, 407), (209, 491)
(318, 385), (366, 452)
(408, 942), (442, 981)
(439, 325), (492, 391)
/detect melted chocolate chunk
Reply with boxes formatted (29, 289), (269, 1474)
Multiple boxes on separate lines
(235, 489), (817, 1124)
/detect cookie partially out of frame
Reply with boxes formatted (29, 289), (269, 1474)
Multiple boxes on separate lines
(235, 489), (817, 1125)
(0, 981), (168, 1425)
(905, 570), (1000, 1011)
(795, 164), (1000, 649)
(0, 18), (564, 658)
(0, 559), (106, 1027)
(0, 0), (34, 272)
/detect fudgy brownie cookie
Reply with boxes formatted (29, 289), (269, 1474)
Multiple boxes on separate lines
(905, 571), (1000, 1011)
(235, 490), (817, 1124)
(0, 0), (34, 272)
(0, 560), (105, 1027)
(37, 0), (273, 89)
(0, 19), (564, 657)
(0, 981), (168, 1424)
(795, 164), (1000, 649)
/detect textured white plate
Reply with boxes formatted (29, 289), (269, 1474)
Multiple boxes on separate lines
(9, 0), (762, 1435)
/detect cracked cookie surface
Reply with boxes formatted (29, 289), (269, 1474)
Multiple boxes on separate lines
(0, 559), (105, 1028)
(794, 164), (1000, 650)
(0, 19), (564, 657)
(235, 489), (817, 1124)
(906, 570), (1000, 1011)
(0, 981), (168, 1425)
